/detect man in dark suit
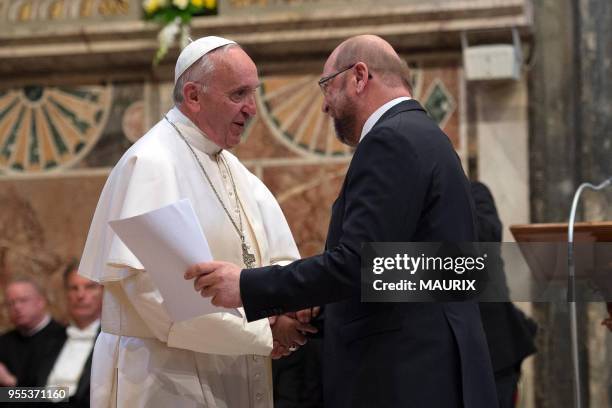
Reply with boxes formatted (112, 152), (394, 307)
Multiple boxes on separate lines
(471, 181), (537, 408)
(36, 263), (102, 408)
(0, 277), (66, 387)
(186, 35), (498, 407)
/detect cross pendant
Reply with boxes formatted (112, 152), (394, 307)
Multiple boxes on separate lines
(242, 242), (256, 268)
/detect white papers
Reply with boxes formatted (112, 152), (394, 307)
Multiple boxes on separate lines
(109, 199), (240, 321)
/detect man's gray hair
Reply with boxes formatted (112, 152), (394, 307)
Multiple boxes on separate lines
(173, 43), (238, 105)
(5, 275), (47, 300)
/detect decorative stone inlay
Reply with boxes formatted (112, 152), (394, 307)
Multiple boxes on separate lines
(0, 84), (112, 174)
(256, 75), (352, 158)
(423, 78), (455, 128)
(0, 0), (131, 24)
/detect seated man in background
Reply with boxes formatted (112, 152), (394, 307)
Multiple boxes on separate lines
(0, 277), (66, 386)
(37, 262), (102, 407)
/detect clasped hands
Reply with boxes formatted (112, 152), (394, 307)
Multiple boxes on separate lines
(268, 308), (320, 359)
(184, 261), (320, 359)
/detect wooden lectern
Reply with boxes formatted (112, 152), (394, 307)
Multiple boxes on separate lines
(510, 221), (612, 297)
(510, 221), (612, 243)
(510, 221), (612, 408)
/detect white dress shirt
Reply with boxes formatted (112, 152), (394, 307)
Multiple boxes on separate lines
(359, 96), (412, 142)
(46, 320), (100, 397)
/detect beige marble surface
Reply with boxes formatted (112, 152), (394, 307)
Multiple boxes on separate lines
(476, 79), (530, 242)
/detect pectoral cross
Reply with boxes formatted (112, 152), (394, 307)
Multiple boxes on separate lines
(242, 242), (256, 268)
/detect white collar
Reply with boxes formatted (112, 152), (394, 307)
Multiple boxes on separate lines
(359, 97), (411, 142)
(23, 314), (51, 337)
(67, 319), (100, 340)
(166, 107), (222, 156)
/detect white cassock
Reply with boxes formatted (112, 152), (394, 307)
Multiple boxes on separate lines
(79, 107), (300, 408)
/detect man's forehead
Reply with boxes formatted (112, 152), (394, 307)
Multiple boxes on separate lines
(7, 282), (40, 298)
(321, 59), (335, 76)
(214, 49), (257, 79)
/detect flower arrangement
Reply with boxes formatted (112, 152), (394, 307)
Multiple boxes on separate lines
(143, 0), (217, 64)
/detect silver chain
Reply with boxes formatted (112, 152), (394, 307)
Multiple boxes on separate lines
(164, 116), (255, 267)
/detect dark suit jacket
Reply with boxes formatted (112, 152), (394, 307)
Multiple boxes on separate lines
(471, 181), (537, 376)
(241, 100), (498, 407)
(0, 319), (66, 387)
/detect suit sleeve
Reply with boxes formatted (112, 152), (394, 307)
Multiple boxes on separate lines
(240, 127), (426, 321)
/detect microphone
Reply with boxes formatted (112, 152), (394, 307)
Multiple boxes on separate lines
(567, 177), (612, 408)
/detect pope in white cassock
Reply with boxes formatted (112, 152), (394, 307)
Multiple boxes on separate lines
(79, 36), (307, 407)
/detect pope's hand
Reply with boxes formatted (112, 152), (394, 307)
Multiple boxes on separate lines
(185, 261), (243, 308)
(272, 314), (317, 348)
(296, 306), (321, 323)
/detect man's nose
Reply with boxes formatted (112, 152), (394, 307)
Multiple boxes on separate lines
(243, 93), (257, 116)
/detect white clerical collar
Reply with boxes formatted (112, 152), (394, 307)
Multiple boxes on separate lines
(166, 107), (222, 156)
(23, 314), (51, 337)
(359, 97), (411, 142)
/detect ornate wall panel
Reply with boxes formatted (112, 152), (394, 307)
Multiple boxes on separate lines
(0, 85), (112, 173)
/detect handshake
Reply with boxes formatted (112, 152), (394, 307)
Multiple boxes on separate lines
(183, 260), (321, 359)
(268, 307), (320, 359)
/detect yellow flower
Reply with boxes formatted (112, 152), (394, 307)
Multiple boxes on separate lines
(143, 0), (160, 14)
(204, 0), (216, 8)
(191, 0), (203, 6)
(173, 0), (189, 9)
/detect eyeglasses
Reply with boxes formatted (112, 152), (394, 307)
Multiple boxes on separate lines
(318, 63), (373, 93)
(318, 63), (356, 93)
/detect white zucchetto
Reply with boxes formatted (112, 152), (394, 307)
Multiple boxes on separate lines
(174, 36), (236, 83)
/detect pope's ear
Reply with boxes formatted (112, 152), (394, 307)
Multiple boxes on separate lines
(182, 82), (201, 113)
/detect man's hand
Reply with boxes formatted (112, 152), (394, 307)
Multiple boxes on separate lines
(270, 340), (291, 360)
(272, 314), (317, 348)
(0, 362), (16, 387)
(296, 306), (321, 323)
(185, 261), (243, 308)
(268, 315), (318, 359)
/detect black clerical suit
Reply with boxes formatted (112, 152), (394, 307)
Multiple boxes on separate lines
(241, 100), (498, 407)
(0, 319), (66, 387)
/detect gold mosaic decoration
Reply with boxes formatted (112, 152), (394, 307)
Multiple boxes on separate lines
(256, 75), (352, 158)
(0, 85), (112, 174)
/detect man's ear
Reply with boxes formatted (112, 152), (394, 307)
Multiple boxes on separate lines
(354, 62), (369, 94)
(182, 82), (201, 113)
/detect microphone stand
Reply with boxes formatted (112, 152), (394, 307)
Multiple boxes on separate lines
(567, 177), (612, 408)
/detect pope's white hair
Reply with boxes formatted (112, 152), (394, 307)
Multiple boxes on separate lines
(173, 43), (238, 105)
